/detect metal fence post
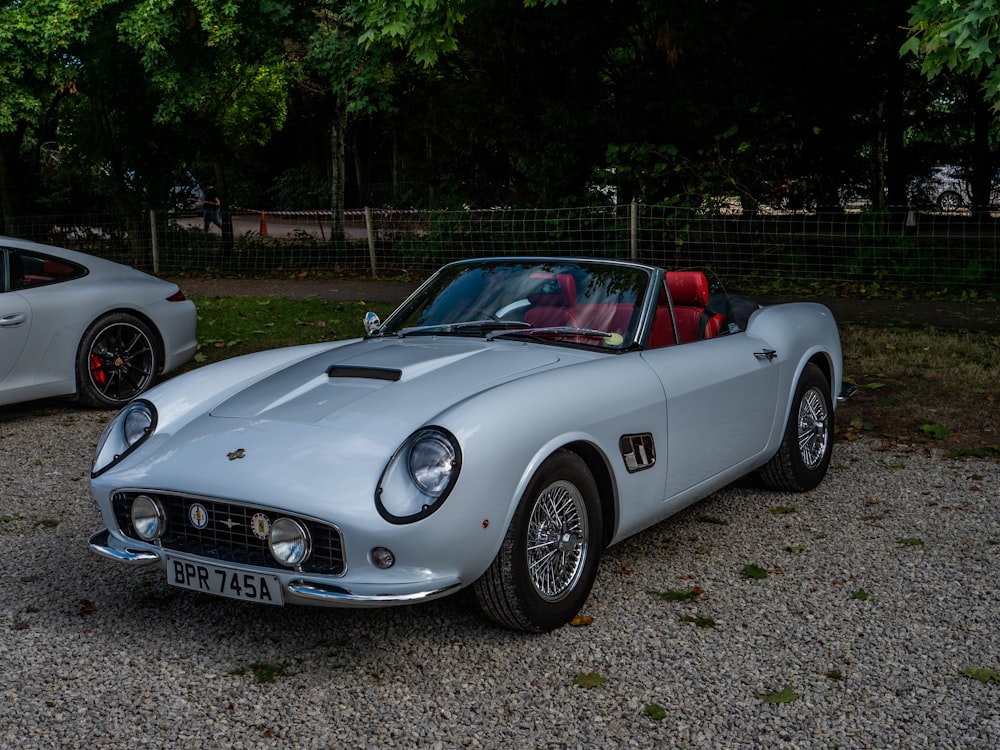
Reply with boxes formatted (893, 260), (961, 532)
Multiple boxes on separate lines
(364, 206), (377, 275)
(630, 199), (639, 261)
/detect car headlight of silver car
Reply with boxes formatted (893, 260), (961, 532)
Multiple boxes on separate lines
(376, 427), (461, 523)
(92, 400), (157, 477)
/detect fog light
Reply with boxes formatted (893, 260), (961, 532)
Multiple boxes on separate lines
(371, 547), (395, 569)
(268, 518), (311, 567)
(131, 495), (165, 541)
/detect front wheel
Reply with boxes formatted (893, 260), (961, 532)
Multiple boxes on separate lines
(76, 313), (160, 408)
(759, 363), (833, 492)
(474, 450), (602, 632)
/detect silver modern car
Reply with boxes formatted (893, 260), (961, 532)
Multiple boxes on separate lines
(89, 257), (845, 631)
(1, 236), (197, 408)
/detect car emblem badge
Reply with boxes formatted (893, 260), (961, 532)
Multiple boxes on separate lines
(250, 512), (270, 540)
(188, 503), (209, 529)
(227, 448), (246, 461)
(221, 518), (239, 530)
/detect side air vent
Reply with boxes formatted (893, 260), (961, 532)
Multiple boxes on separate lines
(620, 433), (656, 473)
(327, 365), (402, 381)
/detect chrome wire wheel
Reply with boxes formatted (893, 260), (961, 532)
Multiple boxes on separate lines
(797, 385), (829, 470)
(526, 479), (589, 602)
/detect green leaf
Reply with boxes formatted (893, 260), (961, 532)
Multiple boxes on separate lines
(644, 703), (667, 721)
(850, 588), (870, 601)
(754, 684), (800, 703)
(649, 588), (699, 603)
(920, 422), (952, 440)
(963, 667), (1000, 684)
(573, 671), (607, 689)
(897, 537), (924, 547)
(742, 564), (768, 580)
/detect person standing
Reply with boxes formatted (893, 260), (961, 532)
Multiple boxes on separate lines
(202, 185), (222, 232)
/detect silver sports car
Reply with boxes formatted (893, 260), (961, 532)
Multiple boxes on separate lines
(90, 257), (845, 632)
(1, 237), (197, 408)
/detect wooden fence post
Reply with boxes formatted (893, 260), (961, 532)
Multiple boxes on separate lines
(364, 206), (377, 275)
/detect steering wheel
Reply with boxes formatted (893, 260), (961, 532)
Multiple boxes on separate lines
(466, 307), (501, 322)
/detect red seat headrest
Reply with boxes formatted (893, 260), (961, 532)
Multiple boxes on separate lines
(528, 273), (577, 307)
(666, 271), (709, 307)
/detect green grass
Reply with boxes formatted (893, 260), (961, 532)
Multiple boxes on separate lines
(185, 296), (395, 371)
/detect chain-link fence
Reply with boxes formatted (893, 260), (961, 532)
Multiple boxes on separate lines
(4, 203), (998, 288)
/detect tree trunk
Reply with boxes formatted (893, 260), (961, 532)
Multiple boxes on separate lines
(329, 91), (347, 237)
(0, 129), (28, 233)
(969, 88), (993, 216)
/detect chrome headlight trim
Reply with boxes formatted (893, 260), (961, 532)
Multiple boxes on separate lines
(376, 427), (462, 524)
(92, 400), (157, 477)
(268, 517), (312, 567)
(131, 494), (166, 541)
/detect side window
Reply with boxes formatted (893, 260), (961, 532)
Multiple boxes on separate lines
(8, 249), (84, 290)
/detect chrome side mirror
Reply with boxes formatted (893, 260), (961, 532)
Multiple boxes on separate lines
(363, 311), (381, 335)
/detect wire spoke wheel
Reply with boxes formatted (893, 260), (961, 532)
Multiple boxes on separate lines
(759, 362), (833, 492)
(796, 385), (829, 470)
(526, 479), (588, 602)
(474, 449), (601, 632)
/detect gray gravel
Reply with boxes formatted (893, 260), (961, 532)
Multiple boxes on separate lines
(1, 404), (998, 749)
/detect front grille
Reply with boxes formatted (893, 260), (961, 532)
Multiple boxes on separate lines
(112, 491), (345, 575)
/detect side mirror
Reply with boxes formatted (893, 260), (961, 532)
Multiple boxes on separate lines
(363, 311), (381, 335)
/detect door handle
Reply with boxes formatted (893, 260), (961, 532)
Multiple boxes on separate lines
(754, 348), (777, 361)
(1, 312), (27, 327)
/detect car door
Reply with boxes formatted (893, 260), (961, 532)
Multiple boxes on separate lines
(0, 252), (32, 383)
(641, 331), (781, 499)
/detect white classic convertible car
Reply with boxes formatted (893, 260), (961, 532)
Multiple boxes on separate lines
(90, 257), (846, 631)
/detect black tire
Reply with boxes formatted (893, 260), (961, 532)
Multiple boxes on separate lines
(76, 313), (160, 409)
(759, 363), (833, 492)
(937, 190), (962, 212)
(474, 450), (602, 632)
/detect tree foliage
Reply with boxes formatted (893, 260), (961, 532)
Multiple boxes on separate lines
(0, 0), (995, 228)
(903, 0), (1000, 107)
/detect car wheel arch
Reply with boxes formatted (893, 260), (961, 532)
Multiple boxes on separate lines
(75, 309), (166, 407)
(80, 308), (167, 369)
(562, 440), (617, 549)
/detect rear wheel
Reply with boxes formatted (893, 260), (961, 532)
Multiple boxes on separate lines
(474, 450), (602, 632)
(760, 363), (833, 492)
(76, 313), (160, 408)
(937, 190), (962, 212)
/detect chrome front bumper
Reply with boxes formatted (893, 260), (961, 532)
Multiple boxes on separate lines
(89, 528), (463, 607)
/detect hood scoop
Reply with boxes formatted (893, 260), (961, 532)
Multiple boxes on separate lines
(327, 364), (401, 382)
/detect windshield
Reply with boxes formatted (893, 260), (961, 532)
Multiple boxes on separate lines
(376, 259), (653, 350)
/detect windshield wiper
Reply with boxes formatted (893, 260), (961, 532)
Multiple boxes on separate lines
(397, 319), (532, 337)
(486, 326), (615, 342)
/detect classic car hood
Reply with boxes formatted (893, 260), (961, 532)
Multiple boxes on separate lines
(209, 338), (562, 431)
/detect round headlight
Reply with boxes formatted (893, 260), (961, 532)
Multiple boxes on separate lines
(131, 494), (165, 541)
(268, 518), (311, 567)
(408, 433), (457, 497)
(123, 401), (155, 446)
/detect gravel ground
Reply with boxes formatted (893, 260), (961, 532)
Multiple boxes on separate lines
(1, 405), (998, 749)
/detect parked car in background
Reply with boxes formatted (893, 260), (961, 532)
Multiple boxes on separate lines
(0, 237), (197, 408)
(907, 165), (1000, 211)
(90, 257), (846, 632)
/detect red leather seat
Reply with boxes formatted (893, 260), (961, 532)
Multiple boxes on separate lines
(663, 271), (725, 344)
(525, 273), (579, 327)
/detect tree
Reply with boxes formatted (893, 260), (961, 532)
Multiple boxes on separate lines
(902, 0), (1000, 108)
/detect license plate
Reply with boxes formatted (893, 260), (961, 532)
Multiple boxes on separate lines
(165, 555), (284, 606)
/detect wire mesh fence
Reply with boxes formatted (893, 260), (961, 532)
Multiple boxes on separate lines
(4, 203), (998, 288)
